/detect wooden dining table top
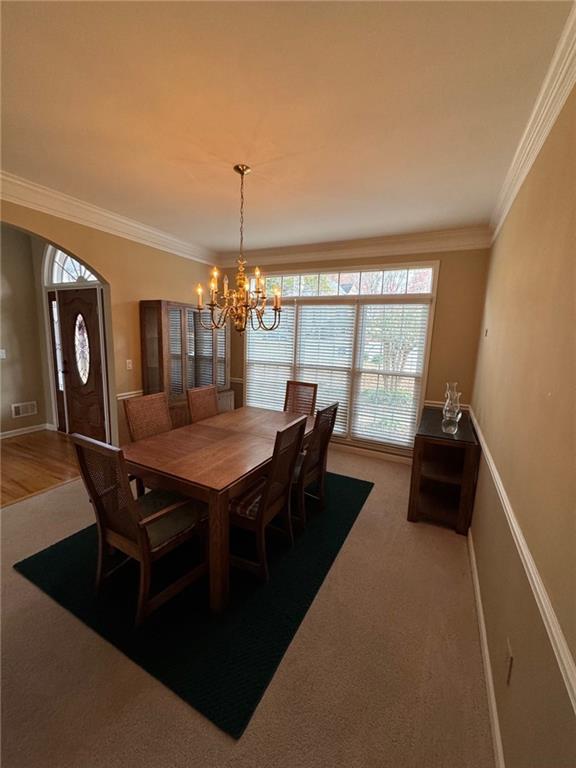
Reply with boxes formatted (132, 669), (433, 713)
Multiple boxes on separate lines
(121, 406), (315, 493)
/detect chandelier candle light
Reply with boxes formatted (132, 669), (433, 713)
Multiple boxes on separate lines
(196, 164), (281, 333)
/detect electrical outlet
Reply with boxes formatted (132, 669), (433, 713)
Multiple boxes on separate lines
(126, 359), (133, 371)
(0, 349), (6, 359)
(506, 637), (514, 686)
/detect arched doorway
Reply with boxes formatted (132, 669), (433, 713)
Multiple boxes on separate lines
(43, 244), (112, 442)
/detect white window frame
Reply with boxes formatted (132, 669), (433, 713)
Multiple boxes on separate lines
(244, 261), (439, 454)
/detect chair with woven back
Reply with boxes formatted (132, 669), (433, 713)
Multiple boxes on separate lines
(187, 385), (219, 423)
(229, 416), (307, 581)
(71, 433), (208, 627)
(123, 392), (173, 442)
(292, 402), (339, 525)
(124, 392), (173, 496)
(283, 380), (318, 416)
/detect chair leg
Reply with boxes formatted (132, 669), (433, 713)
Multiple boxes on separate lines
(95, 533), (106, 594)
(282, 502), (295, 546)
(136, 560), (151, 627)
(297, 481), (307, 527)
(318, 468), (328, 510)
(256, 527), (270, 582)
(135, 478), (146, 498)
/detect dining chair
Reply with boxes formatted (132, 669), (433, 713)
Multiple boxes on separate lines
(292, 402), (339, 525)
(229, 416), (307, 581)
(124, 392), (173, 441)
(283, 380), (318, 416)
(71, 433), (208, 627)
(187, 385), (219, 423)
(124, 392), (173, 496)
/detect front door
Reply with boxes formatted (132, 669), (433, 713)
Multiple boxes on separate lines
(58, 288), (107, 440)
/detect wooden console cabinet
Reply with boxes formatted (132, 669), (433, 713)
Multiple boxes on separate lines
(407, 406), (480, 535)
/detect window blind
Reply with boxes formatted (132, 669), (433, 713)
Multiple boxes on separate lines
(295, 304), (356, 435)
(245, 306), (295, 410)
(245, 281), (433, 449)
(352, 304), (429, 447)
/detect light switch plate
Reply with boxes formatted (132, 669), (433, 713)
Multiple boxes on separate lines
(0, 349), (6, 359)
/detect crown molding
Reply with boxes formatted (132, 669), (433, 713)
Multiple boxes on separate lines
(491, 4), (576, 239)
(0, 171), (215, 265)
(216, 225), (492, 268)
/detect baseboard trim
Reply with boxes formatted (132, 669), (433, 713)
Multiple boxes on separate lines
(329, 442), (411, 465)
(0, 423), (56, 439)
(468, 531), (506, 768)
(469, 408), (576, 716)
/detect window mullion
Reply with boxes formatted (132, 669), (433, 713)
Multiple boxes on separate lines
(346, 301), (361, 440)
(292, 301), (300, 381)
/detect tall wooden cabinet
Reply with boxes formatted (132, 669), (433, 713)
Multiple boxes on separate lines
(140, 300), (231, 425)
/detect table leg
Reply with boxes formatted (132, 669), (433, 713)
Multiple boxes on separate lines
(208, 489), (229, 613)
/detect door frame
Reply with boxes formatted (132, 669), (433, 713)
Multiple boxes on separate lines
(42, 245), (117, 444)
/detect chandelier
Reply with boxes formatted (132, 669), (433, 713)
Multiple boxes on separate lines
(196, 164), (281, 333)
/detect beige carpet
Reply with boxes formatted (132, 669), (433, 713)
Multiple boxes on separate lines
(1, 449), (494, 768)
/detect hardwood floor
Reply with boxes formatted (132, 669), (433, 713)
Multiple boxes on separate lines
(1, 430), (79, 507)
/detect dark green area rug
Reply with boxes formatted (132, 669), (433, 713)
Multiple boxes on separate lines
(13, 473), (373, 738)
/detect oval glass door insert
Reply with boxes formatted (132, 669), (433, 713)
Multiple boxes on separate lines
(74, 313), (90, 384)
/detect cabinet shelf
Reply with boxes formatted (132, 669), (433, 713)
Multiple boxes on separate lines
(417, 481), (461, 526)
(420, 458), (463, 486)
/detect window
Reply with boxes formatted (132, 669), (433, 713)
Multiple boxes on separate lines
(74, 313), (90, 384)
(51, 250), (97, 284)
(245, 264), (435, 450)
(250, 266), (432, 298)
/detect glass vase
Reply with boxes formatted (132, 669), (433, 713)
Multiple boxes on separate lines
(442, 382), (462, 434)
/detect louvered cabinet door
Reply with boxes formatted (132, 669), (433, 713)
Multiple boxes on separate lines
(140, 300), (231, 407)
(167, 305), (185, 398)
(185, 309), (196, 390)
(194, 312), (214, 387)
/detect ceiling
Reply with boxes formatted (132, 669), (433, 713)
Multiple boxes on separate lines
(1, 2), (571, 252)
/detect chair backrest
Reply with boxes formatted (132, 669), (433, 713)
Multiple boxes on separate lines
(71, 433), (139, 543)
(303, 402), (339, 477)
(259, 416), (307, 523)
(283, 380), (318, 416)
(124, 393), (172, 442)
(187, 385), (219, 423)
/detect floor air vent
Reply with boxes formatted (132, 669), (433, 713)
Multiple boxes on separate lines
(11, 401), (38, 418)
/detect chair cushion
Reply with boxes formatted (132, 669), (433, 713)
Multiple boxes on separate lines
(230, 478), (267, 521)
(136, 490), (207, 550)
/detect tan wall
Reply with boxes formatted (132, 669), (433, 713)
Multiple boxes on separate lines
(472, 460), (576, 767)
(472, 87), (576, 764)
(0, 224), (47, 432)
(1, 202), (210, 442)
(227, 247), (490, 407)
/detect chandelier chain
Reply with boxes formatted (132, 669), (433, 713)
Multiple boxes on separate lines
(239, 171), (244, 260)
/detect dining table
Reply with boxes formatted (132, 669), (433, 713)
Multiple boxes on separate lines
(122, 406), (315, 613)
